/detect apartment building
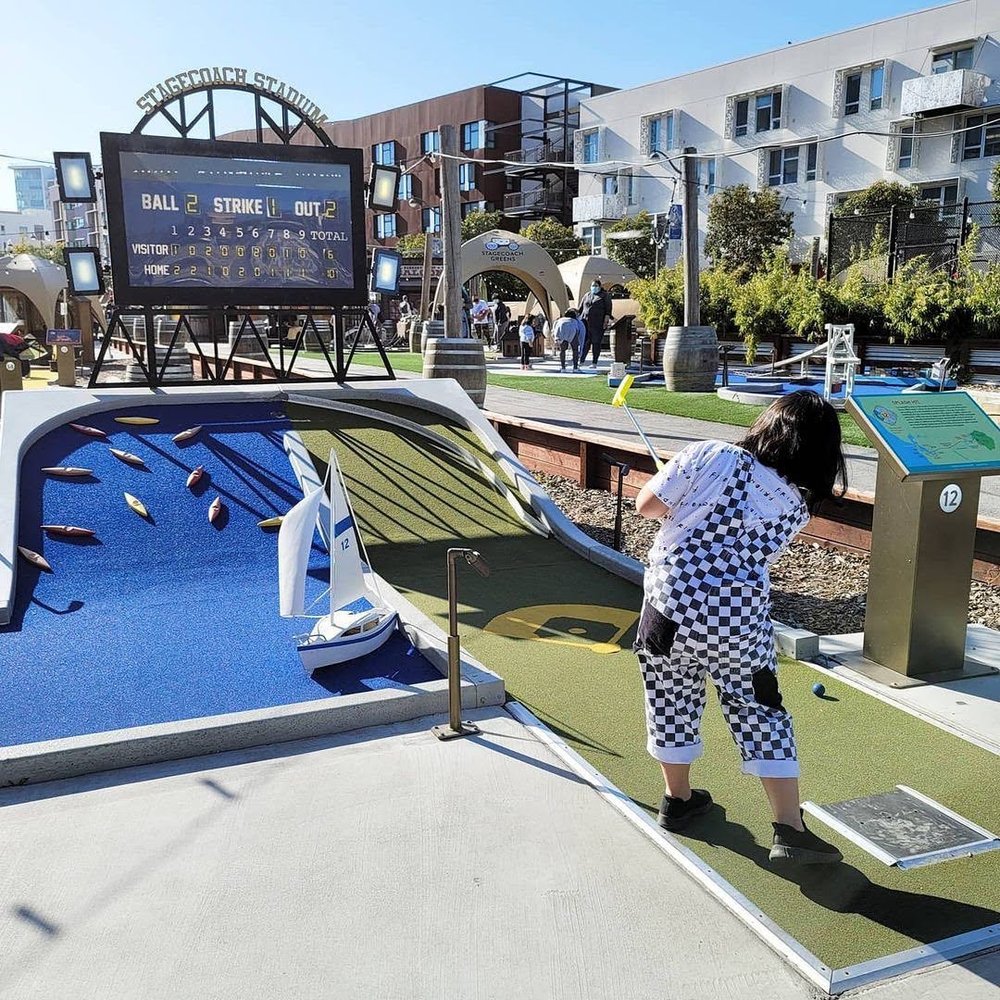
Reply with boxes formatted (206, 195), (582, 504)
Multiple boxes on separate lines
(572, 0), (1000, 264)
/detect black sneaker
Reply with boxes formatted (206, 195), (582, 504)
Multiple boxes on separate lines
(770, 817), (843, 864)
(658, 789), (713, 831)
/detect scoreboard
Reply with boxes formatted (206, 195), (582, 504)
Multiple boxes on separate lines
(100, 132), (367, 307)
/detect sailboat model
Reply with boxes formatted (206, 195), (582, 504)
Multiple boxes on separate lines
(278, 450), (397, 674)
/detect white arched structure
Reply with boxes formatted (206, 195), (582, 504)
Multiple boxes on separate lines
(0, 253), (67, 329)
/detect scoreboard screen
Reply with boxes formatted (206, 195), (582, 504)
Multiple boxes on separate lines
(100, 132), (367, 307)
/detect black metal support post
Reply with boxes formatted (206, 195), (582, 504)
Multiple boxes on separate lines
(602, 456), (631, 552)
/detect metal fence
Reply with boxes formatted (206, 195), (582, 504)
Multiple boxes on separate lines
(827, 198), (1000, 281)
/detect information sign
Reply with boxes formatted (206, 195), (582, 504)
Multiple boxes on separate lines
(848, 392), (1000, 481)
(46, 329), (82, 346)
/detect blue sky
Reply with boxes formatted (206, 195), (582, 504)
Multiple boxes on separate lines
(2, 0), (944, 209)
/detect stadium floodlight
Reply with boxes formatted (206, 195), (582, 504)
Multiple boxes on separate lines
(64, 247), (105, 295)
(367, 163), (400, 212)
(370, 248), (402, 295)
(54, 151), (97, 203)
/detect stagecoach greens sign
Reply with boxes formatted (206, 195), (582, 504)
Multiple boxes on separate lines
(136, 68), (328, 125)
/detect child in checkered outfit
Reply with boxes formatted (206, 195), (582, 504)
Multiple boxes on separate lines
(634, 391), (848, 863)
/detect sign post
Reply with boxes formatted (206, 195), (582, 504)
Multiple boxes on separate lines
(847, 391), (1000, 684)
(48, 329), (82, 388)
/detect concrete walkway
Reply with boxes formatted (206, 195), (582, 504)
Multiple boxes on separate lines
(1, 707), (996, 1000)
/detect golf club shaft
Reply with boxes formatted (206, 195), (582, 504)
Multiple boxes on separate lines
(623, 404), (664, 471)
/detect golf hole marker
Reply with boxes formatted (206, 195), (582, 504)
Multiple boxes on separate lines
(484, 604), (638, 654)
(939, 483), (963, 513)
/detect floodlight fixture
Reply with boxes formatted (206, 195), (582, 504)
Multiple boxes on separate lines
(64, 247), (105, 296)
(54, 151), (97, 203)
(370, 248), (402, 295)
(368, 163), (401, 212)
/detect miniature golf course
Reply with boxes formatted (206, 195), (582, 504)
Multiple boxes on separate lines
(289, 399), (1000, 973)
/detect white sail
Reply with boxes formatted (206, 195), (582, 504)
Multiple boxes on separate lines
(327, 450), (370, 613)
(277, 485), (325, 617)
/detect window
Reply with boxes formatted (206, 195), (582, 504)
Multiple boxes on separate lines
(697, 158), (716, 194)
(844, 73), (862, 115)
(582, 130), (599, 163)
(805, 142), (818, 181)
(422, 207), (441, 233)
(933, 46), (974, 73)
(755, 91), (781, 132)
(461, 200), (488, 218)
(581, 225), (603, 255)
(462, 121), (480, 150)
(649, 113), (673, 152)
(921, 182), (960, 221)
(372, 141), (396, 166)
(459, 162), (476, 191)
(963, 112), (1000, 159)
(870, 64), (884, 110)
(768, 146), (798, 186)
(421, 130), (440, 154)
(375, 214), (396, 239)
(398, 171), (413, 201)
(735, 99), (749, 137)
(602, 174), (634, 202)
(898, 126), (914, 169)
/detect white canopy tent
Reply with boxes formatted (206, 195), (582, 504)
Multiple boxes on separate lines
(0, 253), (67, 330)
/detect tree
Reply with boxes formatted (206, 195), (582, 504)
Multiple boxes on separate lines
(605, 211), (656, 279)
(396, 233), (425, 258)
(834, 181), (920, 218)
(703, 185), (793, 276)
(7, 240), (65, 265)
(521, 217), (588, 265)
(461, 209), (505, 241)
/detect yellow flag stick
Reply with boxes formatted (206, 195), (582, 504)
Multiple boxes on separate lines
(610, 375), (664, 471)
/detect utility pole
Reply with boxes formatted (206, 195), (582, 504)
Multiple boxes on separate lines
(418, 231), (434, 322)
(439, 124), (463, 338)
(682, 146), (700, 327)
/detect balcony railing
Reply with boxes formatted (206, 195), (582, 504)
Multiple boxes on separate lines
(505, 141), (569, 168)
(572, 193), (627, 223)
(503, 188), (566, 214)
(900, 69), (990, 117)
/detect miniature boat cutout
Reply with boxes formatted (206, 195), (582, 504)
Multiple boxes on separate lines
(124, 492), (149, 518)
(208, 496), (224, 523)
(258, 516), (284, 529)
(114, 416), (159, 425)
(110, 447), (145, 467)
(186, 465), (205, 489)
(172, 425), (202, 443)
(41, 525), (96, 538)
(279, 450), (397, 674)
(69, 423), (107, 438)
(17, 546), (52, 572)
(41, 467), (93, 477)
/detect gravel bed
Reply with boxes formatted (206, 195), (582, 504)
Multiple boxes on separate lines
(534, 471), (1000, 635)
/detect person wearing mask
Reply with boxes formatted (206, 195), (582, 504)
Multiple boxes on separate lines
(518, 314), (536, 370)
(578, 278), (613, 368)
(553, 308), (583, 372)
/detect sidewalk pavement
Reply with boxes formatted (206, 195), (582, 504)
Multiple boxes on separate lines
(1, 707), (996, 1000)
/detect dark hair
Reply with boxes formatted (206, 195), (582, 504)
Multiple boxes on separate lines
(737, 391), (847, 511)
(565, 308), (578, 318)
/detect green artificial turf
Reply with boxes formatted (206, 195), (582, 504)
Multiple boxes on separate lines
(290, 400), (999, 971)
(327, 351), (869, 448)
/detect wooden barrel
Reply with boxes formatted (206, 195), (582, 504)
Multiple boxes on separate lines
(662, 325), (719, 392)
(421, 320), (446, 354)
(126, 346), (192, 383)
(409, 321), (422, 353)
(422, 338), (486, 408)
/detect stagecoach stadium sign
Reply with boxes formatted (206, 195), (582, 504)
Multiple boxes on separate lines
(136, 68), (328, 125)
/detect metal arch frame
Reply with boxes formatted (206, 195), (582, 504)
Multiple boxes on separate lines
(132, 82), (333, 147)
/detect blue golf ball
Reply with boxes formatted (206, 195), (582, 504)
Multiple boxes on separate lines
(812, 682), (826, 697)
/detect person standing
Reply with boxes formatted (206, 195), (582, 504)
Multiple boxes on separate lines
(492, 295), (510, 349)
(518, 314), (535, 370)
(471, 296), (491, 341)
(553, 308), (583, 371)
(633, 392), (847, 864)
(578, 278), (613, 368)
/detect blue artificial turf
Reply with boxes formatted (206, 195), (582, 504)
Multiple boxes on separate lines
(0, 402), (441, 747)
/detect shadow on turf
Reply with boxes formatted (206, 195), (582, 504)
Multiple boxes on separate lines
(672, 805), (1000, 950)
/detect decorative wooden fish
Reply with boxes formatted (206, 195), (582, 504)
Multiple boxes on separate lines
(69, 423), (107, 439)
(208, 496), (224, 524)
(124, 493), (149, 518)
(109, 448), (146, 467)
(186, 465), (205, 489)
(172, 425), (202, 443)
(257, 516), (283, 529)
(40, 467), (93, 477)
(114, 416), (159, 425)
(17, 546), (52, 571)
(41, 525), (96, 538)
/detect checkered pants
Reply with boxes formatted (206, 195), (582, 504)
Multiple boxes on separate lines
(635, 601), (799, 778)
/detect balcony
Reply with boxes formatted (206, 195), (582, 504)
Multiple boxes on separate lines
(572, 193), (627, 223)
(505, 141), (569, 173)
(900, 69), (990, 117)
(503, 188), (566, 216)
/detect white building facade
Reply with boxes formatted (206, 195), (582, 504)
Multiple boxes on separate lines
(572, 0), (1000, 265)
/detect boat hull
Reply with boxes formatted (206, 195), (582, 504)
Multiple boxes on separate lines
(297, 612), (398, 674)
(69, 423), (107, 438)
(114, 416), (159, 425)
(41, 467), (92, 477)
(173, 425), (202, 443)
